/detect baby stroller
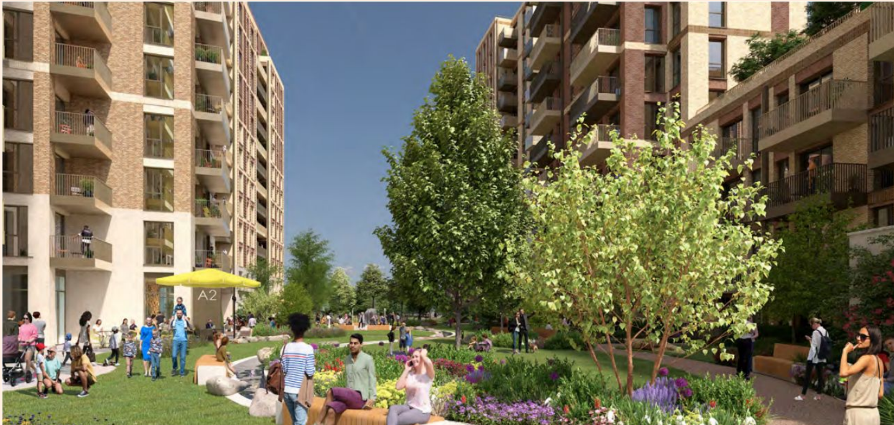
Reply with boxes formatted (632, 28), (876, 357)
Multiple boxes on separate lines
(2, 335), (26, 387)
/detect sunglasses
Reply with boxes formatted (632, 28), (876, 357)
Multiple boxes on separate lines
(857, 333), (870, 341)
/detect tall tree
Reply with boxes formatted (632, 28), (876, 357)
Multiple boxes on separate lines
(803, 2), (861, 36)
(729, 31), (806, 82)
(287, 230), (334, 310)
(508, 104), (781, 395)
(328, 268), (356, 314)
(246, 257), (283, 293)
(376, 57), (529, 348)
(278, 279), (313, 319)
(355, 264), (389, 311)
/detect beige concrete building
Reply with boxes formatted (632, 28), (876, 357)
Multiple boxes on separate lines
(1, 1), (285, 346)
(476, 2), (807, 169)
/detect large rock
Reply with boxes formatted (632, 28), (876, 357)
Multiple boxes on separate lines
(206, 376), (249, 396)
(257, 347), (273, 363)
(247, 336), (259, 343)
(236, 337), (248, 344)
(249, 388), (279, 417)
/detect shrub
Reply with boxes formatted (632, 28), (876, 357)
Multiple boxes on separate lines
(544, 330), (584, 351)
(375, 378), (406, 409)
(490, 332), (513, 348)
(473, 356), (573, 403)
(631, 377), (690, 413)
(251, 323), (289, 337)
(553, 370), (618, 422)
(445, 396), (556, 425)
(687, 373), (769, 423)
(881, 395), (894, 425)
(306, 327), (345, 339)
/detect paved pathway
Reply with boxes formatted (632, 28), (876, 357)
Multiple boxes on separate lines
(634, 351), (844, 425)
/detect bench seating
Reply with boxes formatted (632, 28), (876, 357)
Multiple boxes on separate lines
(193, 354), (228, 385)
(281, 397), (444, 425)
(754, 343), (809, 381)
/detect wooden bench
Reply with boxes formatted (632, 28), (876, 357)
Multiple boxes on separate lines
(281, 397), (444, 425)
(754, 343), (809, 381)
(338, 324), (355, 331)
(193, 354), (228, 385)
(365, 325), (391, 331)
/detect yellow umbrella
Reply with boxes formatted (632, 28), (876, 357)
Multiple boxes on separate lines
(156, 269), (260, 338)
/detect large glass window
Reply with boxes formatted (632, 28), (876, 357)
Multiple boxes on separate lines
(644, 7), (661, 44)
(672, 49), (681, 88)
(709, 2), (726, 28)
(144, 222), (174, 266)
(671, 3), (681, 37)
(645, 55), (665, 93)
(145, 277), (174, 320)
(144, 3), (174, 47)
(3, 79), (33, 131)
(3, 142), (33, 194)
(721, 121), (742, 139)
(874, 61), (894, 107)
(144, 168), (174, 212)
(4, 9), (32, 61)
(645, 103), (660, 140)
(3, 270), (27, 321)
(709, 40), (725, 79)
(144, 114), (174, 159)
(3, 205), (27, 257)
(144, 55), (174, 100)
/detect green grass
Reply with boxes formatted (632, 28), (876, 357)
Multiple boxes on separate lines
(3, 341), (280, 425)
(305, 330), (432, 344)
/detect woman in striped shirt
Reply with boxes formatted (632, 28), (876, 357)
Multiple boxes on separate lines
(282, 313), (315, 425)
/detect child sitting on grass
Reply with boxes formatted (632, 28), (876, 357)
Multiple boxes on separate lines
(149, 329), (163, 381)
(122, 332), (137, 378)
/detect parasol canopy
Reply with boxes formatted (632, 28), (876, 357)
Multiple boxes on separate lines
(156, 269), (260, 289)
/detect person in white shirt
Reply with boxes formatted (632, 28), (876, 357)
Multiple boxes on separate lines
(248, 315), (257, 328)
(326, 313), (332, 329)
(736, 317), (758, 380)
(795, 317), (829, 401)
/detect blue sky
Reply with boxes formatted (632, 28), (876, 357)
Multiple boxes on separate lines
(251, 2), (521, 282)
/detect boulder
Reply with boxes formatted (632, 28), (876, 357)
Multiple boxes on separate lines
(236, 337), (248, 344)
(257, 347), (274, 363)
(247, 336), (259, 343)
(249, 388), (279, 417)
(206, 376), (249, 396)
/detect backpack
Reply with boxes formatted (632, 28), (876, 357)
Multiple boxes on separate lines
(266, 359), (283, 399)
(818, 329), (832, 361)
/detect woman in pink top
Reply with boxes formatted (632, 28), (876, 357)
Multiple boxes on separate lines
(387, 348), (434, 425)
(18, 313), (38, 383)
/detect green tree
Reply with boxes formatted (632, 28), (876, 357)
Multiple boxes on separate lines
(728, 30), (806, 82)
(286, 230), (334, 310)
(246, 257), (283, 293)
(278, 280), (313, 319)
(508, 104), (781, 395)
(846, 233), (894, 339)
(328, 268), (356, 314)
(804, 2), (861, 36)
(376, 57), (529, 348)
(240, 288), (281, 321)
(765, 195), (856, 339)
(355, 264), (389, 311)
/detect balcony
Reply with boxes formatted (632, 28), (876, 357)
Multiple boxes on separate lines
(571, 2), (619, 44)
(258, 245), (268, 259)
(497, 92), (518, 113)
(570, 28), (622, 88)
(500, 114), (517, 130)
(869, 169), (894, 207)
(712, 137), (754, 168)
(51, 43), (112, 98)
(870, 107), (894, 169)
(195, 250), (231, 272)
(195, 199), (231, 237)
(195, 149), (231, 193)
(498, 27), (517, 48)
(529, 97), (562, 136)
(257, 161), (268, 181)
(144, 25), (174, 47)
(257, 81), (269, 109)
(524, 63), (537, 82)
(870, 3), (894, 62)
(257, 119), (269, 145)
(51, 111), (112, 160)
(49, 2), (112, 43)
(194, 3), (231, 56)
(765, 163), (868, 219)
(257, 202), (268, 219)
(529, 3), (561, 36)
(50, 235), (112, 271)
(530, 25), (560, 71)
(195, 43), (230, 97)
(257, 181), (269, 201)
(498, 48), (517, 68)
(578, 124), (620, 166)
(530, 60), (562, 104)
(498, 71), (517, 91)
(758, 80), (868, 153)
(525, 134), (542, 152)
(569, 76), (620, 124)
(257, 140), (269, 162)
(51, 174), (112, 215)
(529, 132), (553, 166)
(194, 94), (231, 146)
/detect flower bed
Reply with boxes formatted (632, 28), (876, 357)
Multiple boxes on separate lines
(311, 346), (768, 425)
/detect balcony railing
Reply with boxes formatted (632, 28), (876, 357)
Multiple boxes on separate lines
(54, 43), (112, 82)
(195, 43), (223, 64)
(258, 202), (268, 218)
(51, 235), (111, 262)
(713, 137), (753, 161)
(590, 124), (619, 142)
(145, 246), (173, 266)
(766, 163), (868, 208)
(871, 106), (894, 152)
(194, 2), (222, 14)
(258, 161), (268, 180)
(3, 234), (27, 257)
(871, 3), (894, 43)
(196, 93), (224, 114)
(144, 26), (173, 47)
(54, 173), (112, 202)
(195, 250), (228, 270)
(54, 111), (111, 151)
(195, 199), (226, 219)
(144, 137), (173, 159)
(195, 149), (224, 168)
(875, 76), (894, 107)
(759, 80), (867, 140)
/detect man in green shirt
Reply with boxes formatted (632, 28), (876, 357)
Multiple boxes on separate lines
(319, 334), (376, 425)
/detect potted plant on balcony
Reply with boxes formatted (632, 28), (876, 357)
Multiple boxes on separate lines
(79, 178), (94, 197)
(195, 45), (206, 62)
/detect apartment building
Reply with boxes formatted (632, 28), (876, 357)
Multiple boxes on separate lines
(1, 1), (285, 346)
(476, 2), (807, 168)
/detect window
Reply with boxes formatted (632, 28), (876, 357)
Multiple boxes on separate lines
(721, 121), (742, 139)
(776, 93), (789, 106)
(752, 169), (762, 187)
(775, 159), (789, 181)
(709, 2), (725, 28)
(144, 221), (174, 266)
(144, 168), (174, 212)
(144, 114), (174, 159)
(2, 271), (27, 321)
(3, 79), (32, 131)
(671, 3), (681, 37)
(145, 278), (174, 319)
(799, 145), (832, 172)
(645, 103), (660, 140)
(144, 55), (174, 100)
(750, 107), (761, 143)
(875, 206), (894, 228)
(672, 49), (681, 88)
(3, 142), (32, 194)
(645, 55), (665, 93)
(644, 7), (661, 44)
(3, 205), (27, 257)
(144, 3), (174, 46)
(3, 10), (32, 61)
(874, 61), (894, 107)
(709, 40), (725, 79)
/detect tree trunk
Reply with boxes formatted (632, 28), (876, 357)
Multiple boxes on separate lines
(650, 331), (672, 384)
(454, 309), (463, 349)
(625, 328), (635, 396)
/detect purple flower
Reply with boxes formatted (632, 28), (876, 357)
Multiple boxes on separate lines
(675, 377), (688, 388)
(311, 343), (319, 350)
(658, 367), (669, 377)
(333, 343), (340, 348)
(408, 348), (415, 355)
(549, 371), (559, 381)
(682, 388), (693, 398)
(475, 355), (483, 362)
(500, 359), (506, 365)
(465, 364), (475, 373)
(632, 377), (681, 413)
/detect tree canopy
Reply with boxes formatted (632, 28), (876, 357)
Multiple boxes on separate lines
(286, 230), (334, 310)
(728, 30), (806, 83)
(328, 268), (356, 314)
(355, 264), (389, 311)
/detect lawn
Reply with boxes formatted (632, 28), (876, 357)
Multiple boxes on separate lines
(3, 341), (280, 425)
(305, 329), (433, 344)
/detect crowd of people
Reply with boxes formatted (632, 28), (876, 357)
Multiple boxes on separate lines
(316, 312), (403, 329)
